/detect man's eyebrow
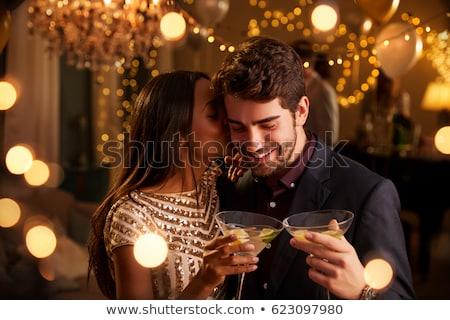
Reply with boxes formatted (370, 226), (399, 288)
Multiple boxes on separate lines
(227, 115), (280, 125)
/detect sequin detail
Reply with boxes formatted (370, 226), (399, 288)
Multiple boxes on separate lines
(104, 162), (223, 299)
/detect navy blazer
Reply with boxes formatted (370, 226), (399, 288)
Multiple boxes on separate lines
(217, 140), (416, 299)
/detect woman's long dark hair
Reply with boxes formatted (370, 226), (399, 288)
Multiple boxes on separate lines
(87, 71), (210, 299)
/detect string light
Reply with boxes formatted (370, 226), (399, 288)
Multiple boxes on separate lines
(92, 2), (448, 160)
(240, 1), (447, 108)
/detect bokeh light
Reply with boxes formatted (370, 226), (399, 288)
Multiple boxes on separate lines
(134, 233), (168, 268)
(364, 258), (394, 290)
(0, 198), (21, 228)
(434, 126), (450, 154)
(311, 4), (338, 32)
(25, 225), (57, 259)
(160, 12), (186, 41)
(5, 145), (34, 175)
(0, 81), (17, 110)
(24, 160), (50, 186)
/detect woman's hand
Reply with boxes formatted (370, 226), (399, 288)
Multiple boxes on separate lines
(198, 234), (258, 288)
(224, 153), (247, 182)
(179, 234), (258, 299)
(290, 232), (366, 299)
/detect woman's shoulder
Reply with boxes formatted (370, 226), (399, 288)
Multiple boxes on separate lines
(105, 191), (156, 251)
(106, 191), (151, 225)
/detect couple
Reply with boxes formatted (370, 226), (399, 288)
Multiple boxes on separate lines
(88, 36), (415, 300)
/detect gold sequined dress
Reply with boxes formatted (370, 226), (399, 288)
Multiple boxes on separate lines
(104, 162), (224, 299)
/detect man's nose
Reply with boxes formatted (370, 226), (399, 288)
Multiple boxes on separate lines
(244, 128), (265, 152)
(248, 127), (266, 143)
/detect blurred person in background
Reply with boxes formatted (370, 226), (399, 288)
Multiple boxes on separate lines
(291, 40), (339, 147)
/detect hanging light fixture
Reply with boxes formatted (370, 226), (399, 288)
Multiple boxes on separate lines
(27, 0), (189, 70)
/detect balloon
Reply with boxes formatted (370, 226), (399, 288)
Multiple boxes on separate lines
(354, 0), (399, 25)
(194, 0), (230, 27)
(375, 22), (423, 79)
(0, 3), (11, 54)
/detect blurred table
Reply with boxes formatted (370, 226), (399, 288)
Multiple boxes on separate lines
(339, 143), (450, 278)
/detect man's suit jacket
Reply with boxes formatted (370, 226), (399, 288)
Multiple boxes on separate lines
(217, 140), (416, 299)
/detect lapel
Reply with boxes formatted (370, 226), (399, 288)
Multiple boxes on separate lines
(268, 142), (333, 297)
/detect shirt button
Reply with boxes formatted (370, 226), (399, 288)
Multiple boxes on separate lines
(263, 282), (268, 290)
(290, 182), (295, 188)
(269, 201), (276, 208)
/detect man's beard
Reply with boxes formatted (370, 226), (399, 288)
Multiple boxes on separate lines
(247, 133), (298, 178)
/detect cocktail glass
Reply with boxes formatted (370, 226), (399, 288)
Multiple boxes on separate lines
(215, 210), (283, 300)
(282, 209), (354, 299)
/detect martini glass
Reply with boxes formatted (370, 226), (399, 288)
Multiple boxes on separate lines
(282, 209), (354, 299)
(215, 211), (284, 300)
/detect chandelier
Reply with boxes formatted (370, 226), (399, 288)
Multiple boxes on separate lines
(27, 0), (189, 70)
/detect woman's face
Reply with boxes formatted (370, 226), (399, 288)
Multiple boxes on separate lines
(191, 78), (229, 165)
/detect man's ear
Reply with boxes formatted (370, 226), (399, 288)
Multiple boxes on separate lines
(295, 96), (309, 126)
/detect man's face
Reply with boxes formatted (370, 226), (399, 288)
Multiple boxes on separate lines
(224, 95), (308, 178)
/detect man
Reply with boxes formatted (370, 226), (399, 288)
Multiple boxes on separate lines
(212, 36), (415, 299)
(291, 40), (339, 146)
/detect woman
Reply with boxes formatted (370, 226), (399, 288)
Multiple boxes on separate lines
(88, 71), (258, 299)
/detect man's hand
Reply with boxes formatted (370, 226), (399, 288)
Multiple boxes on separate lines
(290, 232), (366, 299)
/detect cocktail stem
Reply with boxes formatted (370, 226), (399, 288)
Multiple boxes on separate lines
(236, 272), (246, 300)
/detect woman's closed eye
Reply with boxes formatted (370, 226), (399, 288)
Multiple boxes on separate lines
(205, 104), (220, 119)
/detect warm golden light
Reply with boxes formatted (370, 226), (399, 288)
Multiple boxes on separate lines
(422, 81), (450, 111)
(160, 12), (186, 41)
(434, 126), (450, 154)
(5, 145), (34, 175)
(28, 0), (170, 69)
(0, 81), (17, 110)
(134, 233), (168, 268)
(364, 258), (394, 290)
(25, 225), (57, 259)
(311, 4), (338, 32)
(426, 30), (450, 83)
(362, 19), (373, 34)
(24, 160), (50, 186)
(0, 198), (21, 228)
